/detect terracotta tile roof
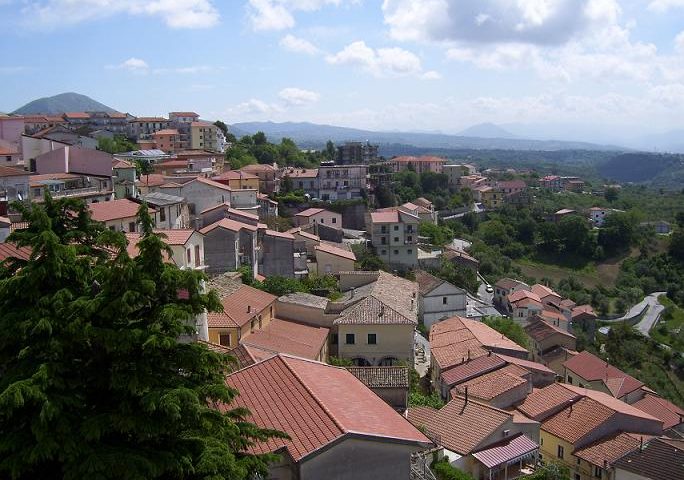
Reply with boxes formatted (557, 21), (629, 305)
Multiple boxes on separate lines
(508, 289), (542, 305)
(563, 351), (643, 398)
(227, 344), (258, 369)
(132, 116), (168, 122)
(531, 284), (560, 299)
(241, 163), (276, 173)
(199, 218), (258, 234)
(370, 210), (400, 223)
(452, 368), (528, 402)
(573, 432), (643, 467)
(152, 229), (195, 245)
(264, 229), (294, 240)
(443, 248), (478, 264)
(89, 199), (153, 222)
(414, 197), (432, 208)
(0, 139), (19, 155)
(430, 316), (527, 372)
(225, 355), (430, 460)
(407, 396), (512, 455)
(64, 112), (90, 119)
(542, 396), (617, 444)
(560, 298), (577, 308)
(295, 207), (325, 217)
(0, 165), (27, 177)
(212, 170), (258, 181)
(572, 304), (596, 318)
(440, 354), (506, 387)
(314, 242), (356, 261)
(562, 384), (662, 423)
(209, 284), (276, 329)
(153, 128), (179, 136)
(414, 270), (445, 295)
(613, 437), (684, 479)
(288, 228), (320, 241)
(240, 318), (329, 360)
(0, 243), (31, 262)
(335, 295), (416, 325)
(472, 434), (538, 469)
(169, 111), (199, 117)
(632, 394), (684, 430)
(517, 383), (582, 421)
(525, 317), (576, 342)
(346, 366), (410, 388)
(112, 159), (134, 169)
(494, 354), (554, 375)
(539, 309), (567, 323)
(139, 174), (167, 187)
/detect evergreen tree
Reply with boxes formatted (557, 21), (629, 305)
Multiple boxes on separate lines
(0, 195), (284, 479)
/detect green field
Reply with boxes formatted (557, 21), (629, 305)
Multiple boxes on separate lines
(651, 295), (684, 351)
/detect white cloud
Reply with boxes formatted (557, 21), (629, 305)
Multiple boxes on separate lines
(676, 31), (684, 53)
(382, 0), (618, 45)
(247, 0), (353, 31)
(325, 41), (427, 77)
(106, 57), (149, 71)
(648, 0), (684, 12)
(420, 70), (442, 80)
(278, 87), (321, 106)
(226, 99), (285, 119)
(22, 0), (219, 29)
(279, 34), (320, 55)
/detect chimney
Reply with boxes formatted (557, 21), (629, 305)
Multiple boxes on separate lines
(464, 386), (469, 405)
(247, 305), (252, 313)
(467, 350), (471, 361)
(350, 288), (355, 298)
(640, 436), (644, 451)
(379, 305), (385, 317)
(488, 350), (492, 356)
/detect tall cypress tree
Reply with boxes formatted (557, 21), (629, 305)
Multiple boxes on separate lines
(0, 195), (284, 479)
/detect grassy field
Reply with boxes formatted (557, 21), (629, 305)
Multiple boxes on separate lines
(651, 295), (684, 351)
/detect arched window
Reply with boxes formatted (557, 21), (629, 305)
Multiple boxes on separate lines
(352, 357), (371, 367)
(378, 356), (398, 366)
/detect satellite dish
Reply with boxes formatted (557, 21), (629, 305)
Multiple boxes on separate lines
(17, 192), (23, 201)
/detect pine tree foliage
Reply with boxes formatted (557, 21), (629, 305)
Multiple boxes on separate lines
(0, 195), (285, 479)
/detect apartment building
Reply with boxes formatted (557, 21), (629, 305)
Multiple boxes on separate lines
(317, 164), (368, 201)
(367, 209), (420, 269)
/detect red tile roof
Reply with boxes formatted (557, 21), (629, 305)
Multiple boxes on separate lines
(209, 284), (276, 329)
(525, 317), (576, 342)
(632, 394), (684, 430)
(0, 165), (27, 178)
(563, 351), (644, 398)
(391, 155), (446, 163)
(225, 355), (430, 460)
(517, 383), (582, 421)
(199, 218), (258, 234)
(212, 170), (258, 181)
(346, 366), (410, 388)
(370, 210), (400, 223)
(314, 242), (356, 261)
(494, 278), (528, 291)
(451, 368), (528, 402)
(89, 199), (154, 222)
(440, 354), (506, 387)
(573, 432), (643, 467)
(407, 397), (513, 454)
(334, 295), (416, 325)
(139, 174), (167, 187)
(295, 207), (326, 217)
(494, 354), (555, 375)
(613, 437), (684, 479)
(240, 318), (329, 360)
(508, 289), (542, 305)
(194, 176), (233, 192)
(64, 112), (90, 119)
(542, 396), (617, 444)
(264, 229), (294, 239)
(0, 243), (31, 262)
(531, 284), (560, 299)
(572, 304), (596, 318)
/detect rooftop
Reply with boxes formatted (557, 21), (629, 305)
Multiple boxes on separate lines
(295, 207), (326, 217)
(631, 394), (684, 430)
(524, 317), (576, 342)
(314, 242), (356, 261)
(542, 396), (617, 444)
(225, 355), (430, 460)
(208, 284), (276, 329)
(240, 318), (329, 360)
(140, 191), (185, 206)
(199, 217), (258, 235)
(346, 366), (410, 389)
(494, 278), (529, 291)
(0, 243), (31, 262)
(613, 437), (684, 479)
(414, 270), (446, 296)
(573, 432), (644, 468)
(89, 199), (153, 222)
(277, 292), (330, 310)
(563, 350), (644, 398)
(452, 367), (528, 402)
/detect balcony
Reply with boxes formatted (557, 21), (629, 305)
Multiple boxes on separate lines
(51, 186), (111, 198)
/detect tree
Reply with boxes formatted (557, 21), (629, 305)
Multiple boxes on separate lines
(325, 140), (336, 161)
(670, 228), (684, 262)
(419, 221), (453, 247)
(599, 212), (636, 254)
(557, 215), (591, 255)
(522, 463), (570, 480)
(604, 187), (619, 202)
(213, 120), (228, 135)
(252, 131), (267, 146)
(0, 196), (284, 479)
(482, 317), (529, 349)
(97, 135), (137, 154)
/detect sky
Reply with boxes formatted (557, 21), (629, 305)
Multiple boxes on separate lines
(1, 0), (684, 144)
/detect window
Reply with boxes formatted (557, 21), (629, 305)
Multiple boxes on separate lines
(128, 222), (136, 232)
(394, 225), (399, 231)
(394, 237), (399, 242)
(574, 475), (580, 480)
(381, 249), (386, 255)
(187, 249), (192, 263)
(407, 249), (413, 254)
(577, 458), (581, 465)
(345, 333), (355, 345)
(331, 334), (338, 345)
(251, 318), (256, 333)
(381, 237), (386, 245)
(332, 217), (337, 224)
(219, 333), (231, 347)
(443, 297), (448, 305)
(557, 445), (564, 459)
(320, 219), (324, 224)
(195, 245), (201, 267)
(567, 375), (574, 384)
(407, 236), (413, 242)
(367, 334), (377, 345)
(159, 207), (166, 222)
(394, 250), (399, 255)
(594, 466), (602, 478)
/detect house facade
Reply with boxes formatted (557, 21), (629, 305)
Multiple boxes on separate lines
(367, 209), (419, 269)
(415, 270), (467, 328)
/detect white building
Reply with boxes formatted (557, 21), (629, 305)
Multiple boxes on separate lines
(415, 270), (467, 328)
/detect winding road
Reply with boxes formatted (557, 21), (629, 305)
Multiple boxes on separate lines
(602, 291), (666, 337)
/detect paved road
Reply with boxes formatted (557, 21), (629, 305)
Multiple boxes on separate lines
(476, 273), (494, 305)
(414, 331), (430, 378)
(600, 292), (666, 338)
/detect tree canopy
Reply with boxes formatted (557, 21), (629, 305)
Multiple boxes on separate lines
(0, 195), (283, 479)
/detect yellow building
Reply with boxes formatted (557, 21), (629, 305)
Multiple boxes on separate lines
(211, 170), (261, 191)
(190, 121), (221, 152)
(207, 284), (276, 348)
(518, 384), (663, 480)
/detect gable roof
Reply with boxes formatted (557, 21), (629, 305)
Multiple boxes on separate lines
(508, 289), (542, 305)
(452, 367), (528, 402)
(295, 207), (326, 217)
(0, 165), (28, 178)
(240, 318), (329, 360)
(414, 269), (445, 295)
(573, 432), (644, 468)
(440, 354), (507, 387)
(531, 284), (560, 299)
(334, 295), (416, 325)
(212, 170), (258, 181)
(542, 396), (617, 444)
(613, 438), (684, 479)
(631, 394), (684, 430)
(524, 317), (576, 342)
(407, 396), (514, 455)
(199, 217), (258, 235)
(89, 199), (152, 222)
(314, 242), (356, 261)
(563, 351), (643, 398)
(139, 174), (167, 187)
(346, 366), (410, 389)
(517, 383), (582, 421)
(208, 285), (276, 329)
(225, 355), (430, 461)
(0, 242), (31, 262)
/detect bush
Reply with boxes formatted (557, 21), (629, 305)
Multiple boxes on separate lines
(432, 460), (475, 480)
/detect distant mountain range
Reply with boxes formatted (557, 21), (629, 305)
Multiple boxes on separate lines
(230, 121), (624, 153)
(12, 92), (117, 115)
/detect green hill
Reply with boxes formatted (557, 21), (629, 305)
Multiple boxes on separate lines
(13, 92), (118, 115)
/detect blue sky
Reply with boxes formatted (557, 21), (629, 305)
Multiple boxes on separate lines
(1, 0), (684, 142)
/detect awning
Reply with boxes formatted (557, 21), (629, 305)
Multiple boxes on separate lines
(472, 435), (538, 469)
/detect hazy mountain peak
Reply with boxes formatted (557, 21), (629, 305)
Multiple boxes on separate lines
(457, 122), (517, 139)
(13, 92), (118, 115)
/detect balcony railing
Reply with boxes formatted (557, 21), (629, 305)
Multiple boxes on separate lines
(50, 186), (110, 198)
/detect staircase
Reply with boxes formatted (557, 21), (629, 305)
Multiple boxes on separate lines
(410, 453), (438, 480)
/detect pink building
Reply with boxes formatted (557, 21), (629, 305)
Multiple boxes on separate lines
(389, 156), (446, 174)
(0, 115), (24, 145)
(295, 207), (342, 228)
(34, 146), (114, 177)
